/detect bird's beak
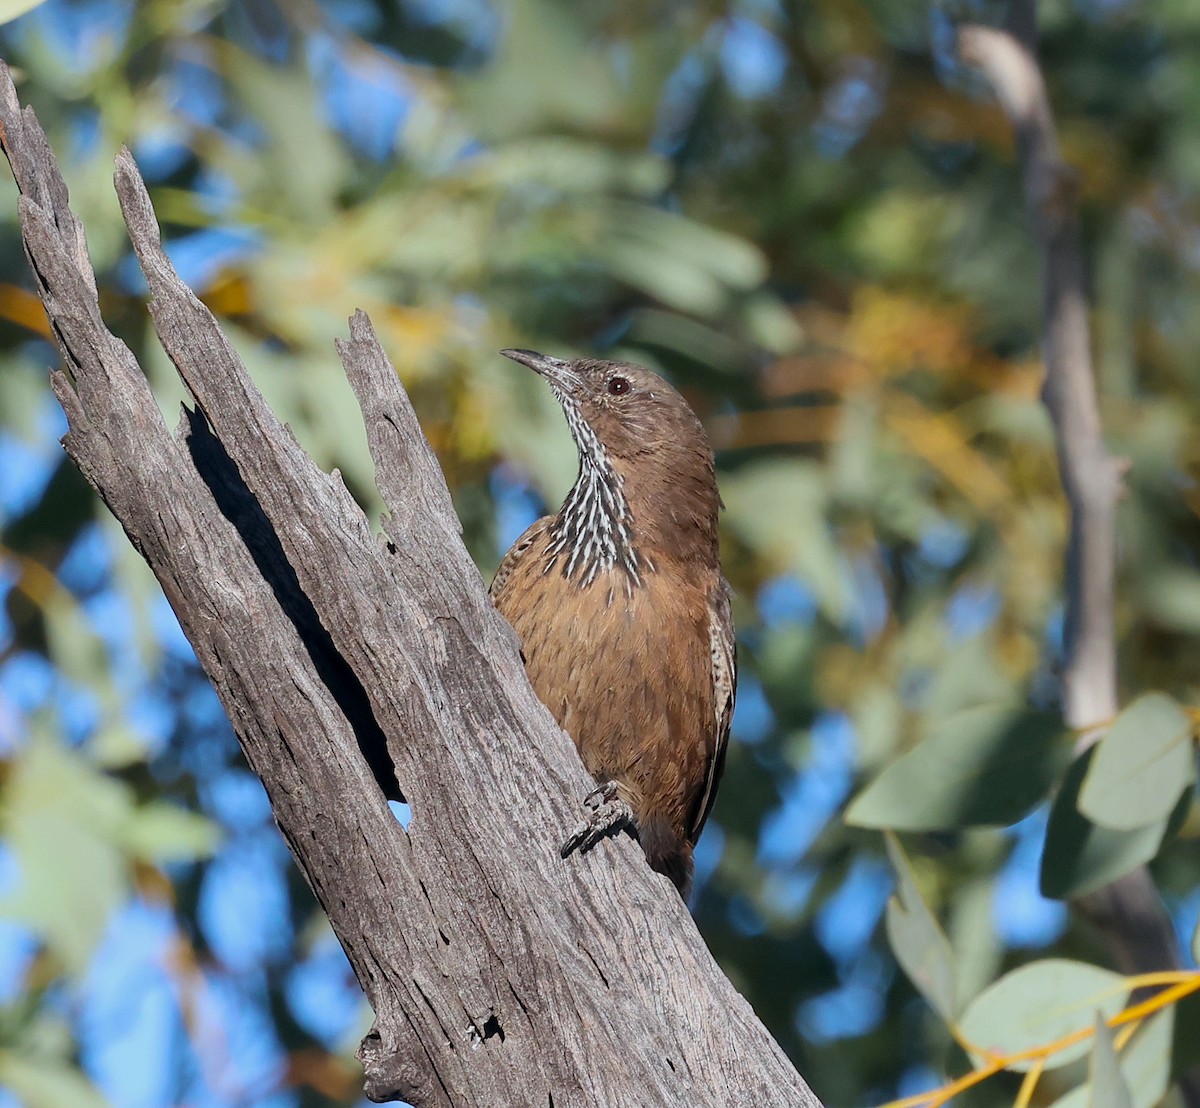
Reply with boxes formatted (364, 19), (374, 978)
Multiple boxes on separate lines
(500, 349), (582, 394)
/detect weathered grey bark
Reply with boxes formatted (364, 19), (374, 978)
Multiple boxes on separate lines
(959, 12), (1197, 1102)
(0, 65), (822, 1108)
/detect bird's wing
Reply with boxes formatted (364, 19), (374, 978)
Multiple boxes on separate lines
(490, 515), (553, 598)
(689, 575), (736, 844)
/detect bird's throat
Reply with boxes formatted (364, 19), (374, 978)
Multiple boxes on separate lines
(548, 448), (641, 588)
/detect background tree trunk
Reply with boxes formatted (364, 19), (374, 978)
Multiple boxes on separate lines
(0, 64), (821, 1108)
(960, 0), (1190, 991)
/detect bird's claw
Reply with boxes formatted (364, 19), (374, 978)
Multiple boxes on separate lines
(582, 780), (619, 811)
(560, 795), (635, 859)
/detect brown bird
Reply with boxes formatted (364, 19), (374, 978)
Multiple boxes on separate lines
(491, 349), (735, 897)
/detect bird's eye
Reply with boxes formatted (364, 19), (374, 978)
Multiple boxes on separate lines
(607, 376), (631, 396)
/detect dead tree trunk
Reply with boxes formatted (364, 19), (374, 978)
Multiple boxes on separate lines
(0, 65), (821, 1108)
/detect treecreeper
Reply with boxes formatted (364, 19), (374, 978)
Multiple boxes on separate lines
(490, 349), (736, 898)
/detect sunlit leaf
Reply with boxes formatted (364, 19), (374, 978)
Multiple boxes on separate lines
(41, 591), (113, 703)
(0, 1051), (109, 1108)
(0, 732), (215, 968)
(88, 723), (151, 769)
(0, 0), (47, 26)
(117, 801), (221, 864)
(1139, 566), (1200, 635)
(0, 354), (49, 439)
(461, 0), (626, 138)
(957, 960), (1126, 1072)
(946, 875), (1002, 1014)
(1078, 693), (1196, 830)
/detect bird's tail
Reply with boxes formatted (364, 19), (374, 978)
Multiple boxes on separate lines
(638, 817), (694, 900)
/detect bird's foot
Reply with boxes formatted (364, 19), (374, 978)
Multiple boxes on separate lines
(561, 783), (635, 859)
(582, 780), (619, 810)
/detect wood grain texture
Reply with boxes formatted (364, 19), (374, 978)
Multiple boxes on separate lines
(0, 62), (821, 1108)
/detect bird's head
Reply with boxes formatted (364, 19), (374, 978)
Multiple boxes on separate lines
(499, 348), (722, 567)
(499, 348), (711, 469)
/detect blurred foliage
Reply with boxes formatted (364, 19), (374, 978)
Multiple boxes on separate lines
(0, 0), (1199, 1106)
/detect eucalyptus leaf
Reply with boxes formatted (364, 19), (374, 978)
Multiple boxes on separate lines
(223, 55), (342, 219)
(1041, 748), (1187, 899)
(1117, 1009), (1173, 1108)
(0, 1051), (109, 1108)
(42, 590), (112, 695)
(882, 833), (959, 1021)
(1049, 1010), (1175, 1108)
(845, 704), (1068, 830)
(0, 736), (131, 970)
(0, 0), (46, 26)
(461, 0), (624, 138)
(721, 459), (848, 622)
(1089, 1017), (1132, 1108)
(117, 802), (221, 864)
(958, 960), (1127, 1073)
(1079, 693), (1196, 830)
(1, 812), (125, 972)
(923, 633), (1021, 723)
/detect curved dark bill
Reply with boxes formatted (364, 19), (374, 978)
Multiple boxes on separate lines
(499, 348), (581, 392)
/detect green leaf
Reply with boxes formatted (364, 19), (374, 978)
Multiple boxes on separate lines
(845, 705), (1069, 830)
(1051, 1010), (1175, 1108)
(1089, 1016), (1132, 1108)
(41, 591), (114, 702)
(88, 723), (151, 769)
(957, 959), (1127, 1072)
(1079, 693), (1196, 830)
(1048, 1087), (1088, 1108)
(720, 460), (849, 622)
(946, 875), (1002, 1015)
(1139, 566), (1200, 635)
(923, 634), (1021, 724)
(0, 0), (47, 25)
(0, 355), (48, 443)
(117, 802), (221, 864)
(1117, 1009), (1173, 1108)
(0, 735), (131, 970)
(2, 813), (125, 972)
(0, 1051), (109, 1108)
(461, 0), (625, 139)
(882, 834), (958, 1021)
(595, 204), (767, 316)
(223, 55), (342, 219)
(1041, 748), (1188, 899)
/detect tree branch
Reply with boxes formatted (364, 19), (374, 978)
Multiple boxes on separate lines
(0, 63), (821, 1108)
(958, 16), (1195, 1094)
(958, 19), (1120, 734)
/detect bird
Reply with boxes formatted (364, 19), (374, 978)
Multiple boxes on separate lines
(490, 348), (735, 898)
